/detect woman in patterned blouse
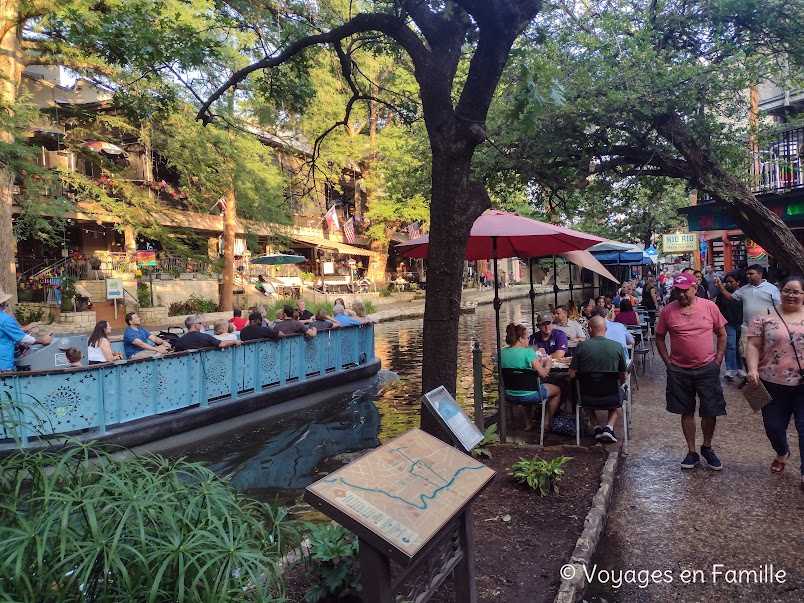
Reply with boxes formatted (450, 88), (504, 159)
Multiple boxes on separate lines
(746, 275), (804, 490)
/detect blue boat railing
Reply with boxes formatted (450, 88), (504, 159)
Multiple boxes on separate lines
(0, 324), (376, 444)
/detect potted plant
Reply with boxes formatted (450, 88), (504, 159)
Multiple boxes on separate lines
(60, 277), (77, 312)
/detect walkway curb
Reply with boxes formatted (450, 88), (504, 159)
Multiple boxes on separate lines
(554, 451), (620, 603)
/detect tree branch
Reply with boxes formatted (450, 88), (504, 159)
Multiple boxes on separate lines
(197, 12), (428, 124)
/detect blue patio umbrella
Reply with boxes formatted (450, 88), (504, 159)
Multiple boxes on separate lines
(251, 254), (307, 265)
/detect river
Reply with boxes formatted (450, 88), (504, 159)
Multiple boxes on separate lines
(170, 292), (575, 514)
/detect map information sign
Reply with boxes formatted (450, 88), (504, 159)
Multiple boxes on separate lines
(305, 428), (495, 565)
(422, 386), (484, 452)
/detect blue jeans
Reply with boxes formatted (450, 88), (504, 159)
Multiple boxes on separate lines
(761, 380), (804, 475)
(724, 325), (743, 372)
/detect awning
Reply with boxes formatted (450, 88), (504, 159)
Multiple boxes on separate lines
(290, 234), (374, 257)
(558, 250), (619, 283)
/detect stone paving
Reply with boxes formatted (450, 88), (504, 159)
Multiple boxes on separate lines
(585, 352), (803, 602)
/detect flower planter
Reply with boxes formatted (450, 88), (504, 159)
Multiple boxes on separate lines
(194, 274), (210, 280)
(179, 273), (194, 280)
(158, 273), (175, 280)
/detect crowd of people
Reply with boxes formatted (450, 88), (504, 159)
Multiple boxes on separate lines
(119, 298), (376, 355)
(501, 263), (804, 490)
(0, 293), (376, 376)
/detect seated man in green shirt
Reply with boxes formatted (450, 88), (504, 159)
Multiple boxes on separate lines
(569, 316), (627, 444)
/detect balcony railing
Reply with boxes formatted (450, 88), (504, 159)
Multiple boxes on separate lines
(750, 127), (804, 194)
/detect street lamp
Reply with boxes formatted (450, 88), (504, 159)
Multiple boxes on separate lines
(347, 258), (357, 291)
(242, 249), (251, 279)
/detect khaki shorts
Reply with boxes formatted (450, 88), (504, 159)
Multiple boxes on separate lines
(130, 349), (160, 360)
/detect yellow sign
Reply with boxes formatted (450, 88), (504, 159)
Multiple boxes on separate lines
(662, 232), (698, 253)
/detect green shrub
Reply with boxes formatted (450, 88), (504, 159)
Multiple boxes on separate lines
(508, 455), (572, 496)
(0, 439), (297, 602)
(13, 306), (46, 325)
(190, 293), (219, 313)
(168, 294), (218, 316)
(136, 281), (152, 308)
(302, 522), (361, 603)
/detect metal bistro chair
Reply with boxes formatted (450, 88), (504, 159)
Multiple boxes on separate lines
(637, 310), (657, 356)
(629, 326), (651, 375)
(575, 371), (628, 454)
(501, 368), (548, 446)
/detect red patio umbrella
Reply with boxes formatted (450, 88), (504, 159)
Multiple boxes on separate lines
(396, 210), (605, 260)
(396, 210), (605, 443)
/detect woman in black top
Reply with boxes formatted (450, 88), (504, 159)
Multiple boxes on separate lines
(642, 276), (659, 328)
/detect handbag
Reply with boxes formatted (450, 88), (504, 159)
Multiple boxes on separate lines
(738, 379), (772, 412)
(551, 415), (577, 436)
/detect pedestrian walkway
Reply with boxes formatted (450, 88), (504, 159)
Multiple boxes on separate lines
(586, 360), (803, 602)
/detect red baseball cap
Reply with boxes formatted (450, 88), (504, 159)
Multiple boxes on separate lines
(673, 274), (697, 290)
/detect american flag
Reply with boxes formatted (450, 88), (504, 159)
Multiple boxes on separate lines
(343, 217), (356, 244)
(408, 221), (421, 239)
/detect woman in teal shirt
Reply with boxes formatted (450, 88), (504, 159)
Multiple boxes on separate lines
(501, 323), (562, 431)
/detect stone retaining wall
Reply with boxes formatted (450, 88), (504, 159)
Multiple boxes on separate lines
(57, 310), (97, 330)
(138, 306), (169, 325)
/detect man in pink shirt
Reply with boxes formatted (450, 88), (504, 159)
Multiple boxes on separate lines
(655, 273), (728, 471)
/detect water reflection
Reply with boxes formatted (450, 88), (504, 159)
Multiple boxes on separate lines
(177, 292), (576, 505)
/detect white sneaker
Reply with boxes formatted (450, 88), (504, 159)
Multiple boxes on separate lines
(724, 370), (734, 380)
(736, 370), (747, 378)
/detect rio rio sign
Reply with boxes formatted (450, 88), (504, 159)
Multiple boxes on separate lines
(662, 232), (699, 253)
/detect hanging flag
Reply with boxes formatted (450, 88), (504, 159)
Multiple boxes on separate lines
(343, 217), (356, 244)
(212, 196), (227, 213)
(324, 205), (340, 230)
(408, 221), (421, 239)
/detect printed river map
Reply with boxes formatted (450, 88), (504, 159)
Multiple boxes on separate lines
(306, 428), (495, 560)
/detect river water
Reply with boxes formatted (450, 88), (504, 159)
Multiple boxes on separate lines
(174, 292), (575, 514)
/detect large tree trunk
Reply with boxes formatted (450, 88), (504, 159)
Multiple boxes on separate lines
(419, 144), (489, 436)
(0, 3), (23, 305)
(219, 189), (236, 311)
(369, 239), (388, 283)
(655, 112), (804, 273)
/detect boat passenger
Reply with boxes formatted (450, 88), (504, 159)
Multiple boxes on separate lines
(311, 307), (339, 330)
(296, 299), (314, 324)
(87, 320), (119, 364)
(239, 311), (284, 342)
(275, 305), (317, 337)
(66, 347), (83, 367)
(213, 319), (238, 342)
(228, 307), (247, 331)
(0, 287), (51, 371)
(352, 300), (378, 324)
(334, 298), (357, 317)
(173, 315), (241, 352)
(258, 306), (269, 327)
(333, 303), (362, 327)
(123, 312), (171, 360)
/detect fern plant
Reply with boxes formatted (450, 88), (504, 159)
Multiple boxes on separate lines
(508, 455), (572, 496)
